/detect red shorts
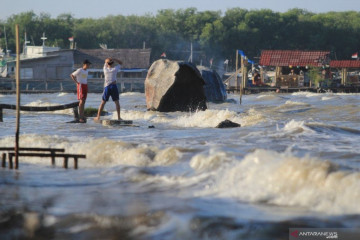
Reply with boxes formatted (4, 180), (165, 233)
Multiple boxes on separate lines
(77, 83), (88, 100)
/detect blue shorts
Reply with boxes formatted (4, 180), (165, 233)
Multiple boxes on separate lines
(102, 84), (119, 102)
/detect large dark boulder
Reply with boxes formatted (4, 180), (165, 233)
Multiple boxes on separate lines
(198, 66), (227, 102)
(145, 59), (207, 112)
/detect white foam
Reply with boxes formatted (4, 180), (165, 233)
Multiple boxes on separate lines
(321, 96), (336, 101)
(203, 149), (360, 214)
(57, 93), (68, 97)
(256, 94), (277, 100)
(117, 110), (171, 123)
(0, 135), (182, 167)
(24, 100), (58, 107)
(172, 109), (240, 128)
(291, 92), (319, 98)
(23, 101), (73, 115)
(285, 100), (309, 106)
(190, 150), (233, 171)
(281, 120), (314, 134)
(120, 92), (144, 97)
(170, 109), (263, 128)
(240, 108), (267, 127)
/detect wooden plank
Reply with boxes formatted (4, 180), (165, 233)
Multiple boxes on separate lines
(0, 147), (65, 152)
(9, 152), (86, 158)
(0, 102), (79, 112)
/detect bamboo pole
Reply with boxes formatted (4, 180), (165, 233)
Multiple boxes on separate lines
(235, 50), (239, 90)
(342, 68), (348, 86)
(243, 57), (248, 89)
(15, 24), (21, 169)
(240, 55), (244, 105)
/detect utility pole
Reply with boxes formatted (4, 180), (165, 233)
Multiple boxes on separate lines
(240, 54), (244, 105)
(4, 26), (8, 56)
(15, 24), (21, 169)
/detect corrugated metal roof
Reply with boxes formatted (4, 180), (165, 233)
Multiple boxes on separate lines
(74, 48), (151, 69)
(259, 50), (330, 67)
(330, 60), (360, 68)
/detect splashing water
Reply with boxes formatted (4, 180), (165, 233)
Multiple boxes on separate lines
(1, 92), (360, 239)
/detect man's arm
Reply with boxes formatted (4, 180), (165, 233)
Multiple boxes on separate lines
(70, 73), (78, 84)
(113, 58), (123, 65)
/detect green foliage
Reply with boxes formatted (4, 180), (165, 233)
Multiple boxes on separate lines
(309, 67), (322, 86)
(2, 9), (360, 69)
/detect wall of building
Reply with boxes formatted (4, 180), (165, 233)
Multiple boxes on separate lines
(7, 50), (74, 80)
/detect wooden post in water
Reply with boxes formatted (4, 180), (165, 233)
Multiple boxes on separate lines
(275, 66), (281, 87)
(235, 50), (239, 91)
(341, 68), (348, 86)
(74, 157), (78, 169)
(63, 157), (69, 169)
(15, 24), (21, 169)
(51, 150), (56, 166)
(242, 57), (248, 93)
(240, 55), (245, 105)
(2, 153), (6, 168)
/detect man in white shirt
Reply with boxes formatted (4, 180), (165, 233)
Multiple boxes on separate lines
(94, 57), (123, 121)
(71, 59), (91, 123)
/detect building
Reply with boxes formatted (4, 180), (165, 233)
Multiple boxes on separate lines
(6, 49), (73, 80)
(4, 45), (151, 92)
(330, 60), (360, 86)
(259, 50), (331, 87)
(73, 48), (151, 79)
(7, 48), (151, 79)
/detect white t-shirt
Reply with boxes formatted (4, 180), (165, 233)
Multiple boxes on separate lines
(103, 63), (121, 87)
(72, 68), (88, 84)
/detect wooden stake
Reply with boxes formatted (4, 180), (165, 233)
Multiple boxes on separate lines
(235, 50), (239, 90)
(63, 157), (68, 169)
(74, 157), (78, 169)
(240, 55), (244, 105)
(15, 24), (21, 169)
(2, 153), (6, 168)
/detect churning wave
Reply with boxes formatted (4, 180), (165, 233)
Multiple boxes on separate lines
(197, 149), (360, 215)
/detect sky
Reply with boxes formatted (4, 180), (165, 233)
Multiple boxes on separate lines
(1, 0), (360, 19)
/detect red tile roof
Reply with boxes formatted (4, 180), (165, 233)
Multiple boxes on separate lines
(259, 50), (330, 67)
(330, 60), (360, 68)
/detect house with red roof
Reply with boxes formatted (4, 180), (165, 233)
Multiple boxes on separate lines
(330, 60), (360, 86)
(259, 50), (331, 87)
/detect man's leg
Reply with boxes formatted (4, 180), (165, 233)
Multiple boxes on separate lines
(79, 99), (85, 122)
(94, 100), (106, 121)
(114, 100), (121, 120)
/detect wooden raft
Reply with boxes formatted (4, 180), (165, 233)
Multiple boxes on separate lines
(0, 147), (86, 170)
(0, 101), (80, 122)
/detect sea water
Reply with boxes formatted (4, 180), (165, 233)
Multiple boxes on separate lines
(0, 92), (359, 239)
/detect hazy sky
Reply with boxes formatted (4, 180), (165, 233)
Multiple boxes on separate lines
(1, 0), (360, 19)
